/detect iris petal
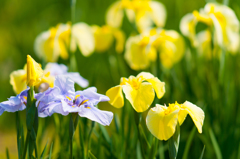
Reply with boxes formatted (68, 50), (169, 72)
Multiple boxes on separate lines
(146, 104), (179, 140)
(122, 83), (154, 112)
(106, 85), (124, 108)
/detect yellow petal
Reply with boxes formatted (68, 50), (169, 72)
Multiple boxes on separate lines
(72, 23), (95, 56)
(181, 101), (205, 133)
(149, 1), (166, 27)
(122, 82), (154, 112)
(124, 36), (150, 70)
(112, 29), (125, 53)
(146, 104), (179, 140)
(137, 72), (165, 99)
(10, 69), (27, 94)
(106, 85), (124, 108)
(106, 1), (124, 28)
(27, 55), (44, 87)
(92, 25), (114, 53)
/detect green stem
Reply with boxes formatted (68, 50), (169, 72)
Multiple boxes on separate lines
(86, 121), (95, 159)
(22, 131), (30, 159)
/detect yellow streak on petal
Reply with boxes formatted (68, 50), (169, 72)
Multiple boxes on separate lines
(66, 96), (72, 101)
(75, 95), (80, 100)
(80, 99), (89, 105)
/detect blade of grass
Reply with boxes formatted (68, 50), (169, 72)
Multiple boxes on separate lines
(182, 127), (196, 159)
(49, 142), (53, 159)
(40, 141), (48, 159)
(6, 148), (10, 159)
(199, 145), (205, 159)
(209, 128), (222, 159)
(88, 150), (97, 159)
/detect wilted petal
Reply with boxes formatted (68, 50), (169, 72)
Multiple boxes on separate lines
(146, 104), (179, 140)
(122, 82), (154, 112)
(106, 85), (124, 108)
(78, 105), (113, 126)
(72, 23), (95, 56)
(181, 101), (205, 133)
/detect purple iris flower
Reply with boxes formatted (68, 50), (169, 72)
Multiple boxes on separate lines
(36, 76), (113, 126)
(44, 63), (89, 88)
(0, 88), (29, 115)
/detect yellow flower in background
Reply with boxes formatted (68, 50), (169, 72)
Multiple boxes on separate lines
(27, 55), (44, 87)
(146, 101), (204, 141)
(10, 66), (27, 94)
(106, 72), (165, 112)
(180, 3), (239, 53)
(106, 0), (166, 32)
(125, 28), (185, 70)
(34, 22), (95, 62)
(91, 25), (125, 53)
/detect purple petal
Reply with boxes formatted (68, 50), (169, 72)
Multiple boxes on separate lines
(78, 106), (113, 126)
(54, 76), (75, 99)
(45, 63), (68, 76)
(0, 96), (26, 113)
(66, 72), (89, 88)
(76, 87), (109, 105)
(0, 107), (5, 115)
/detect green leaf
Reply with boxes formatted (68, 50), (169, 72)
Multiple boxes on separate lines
(88, 150), (97, 159)
(99, 125), (110, 144)
(6, 148), (10, 159)
(40, 141), (48, 159)
(138, 124), (150, 149)
(168, 123), (180, 159)
(149, 137), (158, 159)
(182, 127), (196, 159)
(26, 99), (37, 131)
(209, 128), (222, 159)
(199, 145), (205, 159)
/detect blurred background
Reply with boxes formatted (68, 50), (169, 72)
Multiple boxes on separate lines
(0, 0), (240, 158)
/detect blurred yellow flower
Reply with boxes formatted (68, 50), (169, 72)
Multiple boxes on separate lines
(34, 22), (95, 62)
(146, 101), (204, 140)
(106, 72), (165, 112)
(125, 28), (185, 70)
(27, 55), (43, 87)
(180, 3), (239, 54)
(106, 0), (166, 32)
(91, 25), (125, 53)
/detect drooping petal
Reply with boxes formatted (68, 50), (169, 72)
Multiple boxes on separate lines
(66, 73), (89, 88)
(0, 107), (4, 116)
(124, 36), (151, 70)
(27, 55), (44, 86)
(181, 101), (205, 133)
(137, 72), (165, 99)
(10, 69), (27, 94)
(106, 85), (124, 108)
(92, 25), (114, 53)
(112, 29), (125, 53)
(180, 13), (197, 46)
(78, 105), (113, 126)
(146, 104), (179, 140)
(71, 23), (95, 56)
(149, 1), (166, 28)
(106, 1), (124, 28)
(34, 28), (59, 62)
(122, 82), (154, 112)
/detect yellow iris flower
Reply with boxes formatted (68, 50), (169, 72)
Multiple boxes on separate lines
(106, 72), (165, 112)
(146, 101), (205, 141)
(180, 3), (239, 54)
(125, 28), (185, 70)
(91, 25), (125, 53)
(27, 55), (44, 87)
(106, 0), (166, 32)
(34, 22), (95, 62)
